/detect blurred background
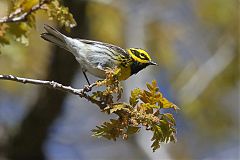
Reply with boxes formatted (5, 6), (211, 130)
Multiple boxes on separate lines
(0, 0), (239, 159)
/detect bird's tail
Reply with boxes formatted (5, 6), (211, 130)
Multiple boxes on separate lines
(40, 24), (69, 51)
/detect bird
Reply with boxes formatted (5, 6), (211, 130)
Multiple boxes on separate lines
(40, 24), (157, 85)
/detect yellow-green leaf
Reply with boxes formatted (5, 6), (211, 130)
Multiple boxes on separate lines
(127, 126), (140, 135)
(163, 113), (176, 125)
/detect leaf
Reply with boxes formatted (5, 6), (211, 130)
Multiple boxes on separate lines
(140, 81), (163, 105)
(0, 36), (10, 46)
(151, 80), (157, 89)
(158, 97), (178, 110)
(151, 125), (163, 152)
(172, 104), (180, 110)
(163, 113), (176, 125)
(109, 104), (125, 113)
(139, 90), (151, 103)
(127, 126), (140, 135)
(147, 80), (159, 93)
(146, 82), (154, 91)
(92, 119), (123, 141)
(21, 0), (40, 12)
(129, 88), (141, 106)
(0, 24), (10, 48)
(141, 103), (159, 110)
(47, 0), (77, 30)
(151, 139), (161, 152)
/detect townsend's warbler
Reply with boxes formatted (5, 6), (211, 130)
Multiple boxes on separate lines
(41, 25), (157, 85)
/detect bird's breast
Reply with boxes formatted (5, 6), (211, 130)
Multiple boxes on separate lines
(118, 65), (131, 80)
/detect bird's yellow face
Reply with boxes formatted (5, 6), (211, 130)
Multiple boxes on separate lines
(127, 48), (156, 65)
(114, 48), (157, 81)
(114, 48), (157, 80)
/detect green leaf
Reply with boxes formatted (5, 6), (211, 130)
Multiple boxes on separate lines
(127, 126), (140, 135)
(0, 24), (10, 49)
(129, 88), (141, 106)
(109, 104), (125, 113)
(150, 125), (163, 152)
(158, 97), (178, 110)
(92, 119), (123, 141)
(151, 80), (157, 89)
(47, 0), (76, 30)
(146, 82), (154, 91)
(163, 113), (176, 125)
(141, 103), (159, 110)
(147, 80), (159, 93)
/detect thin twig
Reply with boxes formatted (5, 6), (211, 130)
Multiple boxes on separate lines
(0, 74), (108, 109)
(0, 0), (51, 23)
(0, 74), (101, 102)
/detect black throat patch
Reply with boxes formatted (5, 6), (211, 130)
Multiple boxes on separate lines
(130, 61), (149, 75)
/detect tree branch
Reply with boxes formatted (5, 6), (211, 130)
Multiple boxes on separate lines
(0, 74), (108, 108)
(0, 0), (50, 23)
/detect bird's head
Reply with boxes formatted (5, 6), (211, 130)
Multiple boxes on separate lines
(127, 48), (157, 65)
(127, 48), (157, 75)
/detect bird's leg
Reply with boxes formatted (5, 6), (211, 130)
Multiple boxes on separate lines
(82, 70), (91, 86)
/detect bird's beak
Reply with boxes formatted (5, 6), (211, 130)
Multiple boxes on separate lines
(149, 61), (158, 65)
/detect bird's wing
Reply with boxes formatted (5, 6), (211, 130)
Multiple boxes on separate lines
(77, 39), (129, 58)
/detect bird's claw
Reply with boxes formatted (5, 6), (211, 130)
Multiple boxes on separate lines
(84, 85), (92, 92)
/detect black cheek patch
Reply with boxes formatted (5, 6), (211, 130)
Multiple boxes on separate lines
(131, 49), (142, 58)
(144, 54), (149, 60)
(140, 53), (149, 60)
(130, 49), (138, 55)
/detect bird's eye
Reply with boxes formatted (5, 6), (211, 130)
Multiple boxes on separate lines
(131, 50), (137, 55)
(139, 53), (145, 59)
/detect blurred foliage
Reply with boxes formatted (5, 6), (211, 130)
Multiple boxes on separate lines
(91, 69), (178, 152)
(0, 0), (76, 52)
(195, 0), (237, 32)
(0, 24), (9, 45)
(87, 2), (124, 46)
(183, 0), (238, 139)
(146, 22), (178, 70)
(184, 55), (238, 140)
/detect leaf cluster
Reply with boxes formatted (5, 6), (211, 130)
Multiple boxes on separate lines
(91, 69), (179, 152)
(46, 0), (76, 30)
(0, 0), (76, 52)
